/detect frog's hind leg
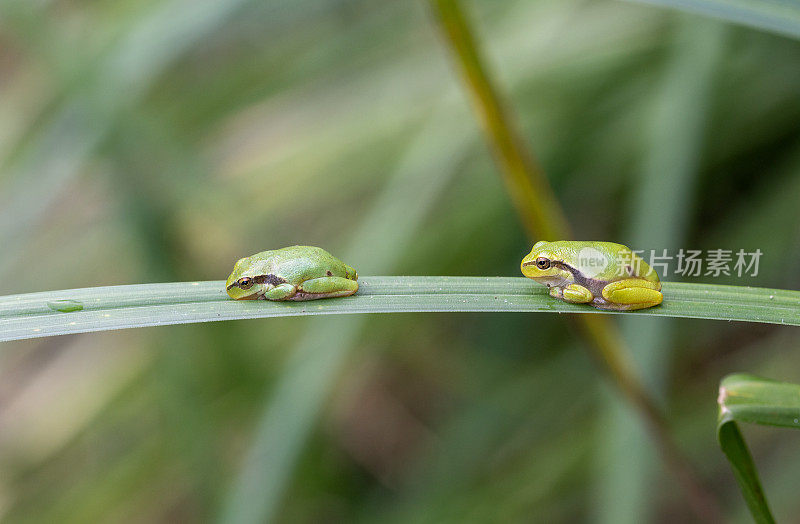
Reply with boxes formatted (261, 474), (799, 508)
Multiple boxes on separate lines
(560, 284), (593, 304)
(262, 283), (298, 301)
(291, 277), (359, 301)
(600, 279), (663, 311)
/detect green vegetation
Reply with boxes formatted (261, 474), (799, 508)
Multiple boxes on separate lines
(717, 374), (800, 523)
(1, 280), (799, 342)
(0, 0), (799, 522)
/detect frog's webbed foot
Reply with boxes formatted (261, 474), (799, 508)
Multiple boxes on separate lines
(262, 283), (298, 301)
(560, 284), (593, 304)
(291, 276), (359, 301)
(600, 279), (663, 311)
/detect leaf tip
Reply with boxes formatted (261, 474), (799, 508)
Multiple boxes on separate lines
(718, 385), (729, 409)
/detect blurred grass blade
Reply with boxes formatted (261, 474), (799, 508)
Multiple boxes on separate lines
(383, 348), (595, 521)
(0, 0), (252, 280)
(219, 110), (474, 524)
(717, 373), (800, 523)
(1, 280), (799, 342)
(430, 2), (721, 520)
(428, 0), (571, 240)
(598, 17), (727, 524)
(626, 0), (800, 39)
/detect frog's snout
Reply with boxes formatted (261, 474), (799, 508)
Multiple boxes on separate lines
(520, 257), (537, 277)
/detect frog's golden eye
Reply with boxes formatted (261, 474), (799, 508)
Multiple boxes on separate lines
(536, 257), (550, 270)
(238, 277), (254, 290)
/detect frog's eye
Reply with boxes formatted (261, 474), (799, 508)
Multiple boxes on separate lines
(238, 277), (254, 290)
(535, 257), (551, 270)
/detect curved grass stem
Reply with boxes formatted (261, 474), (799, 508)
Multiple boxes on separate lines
(428, 1), (724, 521)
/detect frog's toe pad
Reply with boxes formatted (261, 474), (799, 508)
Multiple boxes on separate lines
(262, 283), (298, 301)
(561, 284), (593, 304)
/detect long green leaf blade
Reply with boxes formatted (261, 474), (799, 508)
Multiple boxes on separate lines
(218, 108), (473, 524)
(598, 16), (727, 523)
(627, 0), (800, 40)
(716, 373), (800, 523)
(717, 416), (775, 524)
(1, 279), (798, 342)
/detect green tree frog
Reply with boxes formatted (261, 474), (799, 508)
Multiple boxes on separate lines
(226, 246), (358, 301)
(521, 241), (663, 311)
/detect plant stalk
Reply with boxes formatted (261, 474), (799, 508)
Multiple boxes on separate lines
(428, 1), (723, 521)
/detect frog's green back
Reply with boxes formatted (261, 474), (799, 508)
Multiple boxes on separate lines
(593, 242), (660, 283)
(259, 245), (356, 283)
(536, 241), (660, 283)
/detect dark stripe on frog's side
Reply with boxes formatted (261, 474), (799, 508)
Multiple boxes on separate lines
(550, 261), (609, 297)
(255, 274), (286, 286)
(551, 260), (653, 307)
(227, 274), (286, 290)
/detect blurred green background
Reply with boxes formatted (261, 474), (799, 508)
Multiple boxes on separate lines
(1, 0), (800, 522)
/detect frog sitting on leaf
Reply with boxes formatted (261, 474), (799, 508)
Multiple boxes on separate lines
(226, 246), (358, 301)
(521, 241), (663, 311)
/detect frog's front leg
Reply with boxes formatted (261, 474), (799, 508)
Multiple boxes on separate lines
(263, 283), (298, 301)
(292, 276), (359, 300)
(558, 284), (594, 304)
(600, 279), (663, 311)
